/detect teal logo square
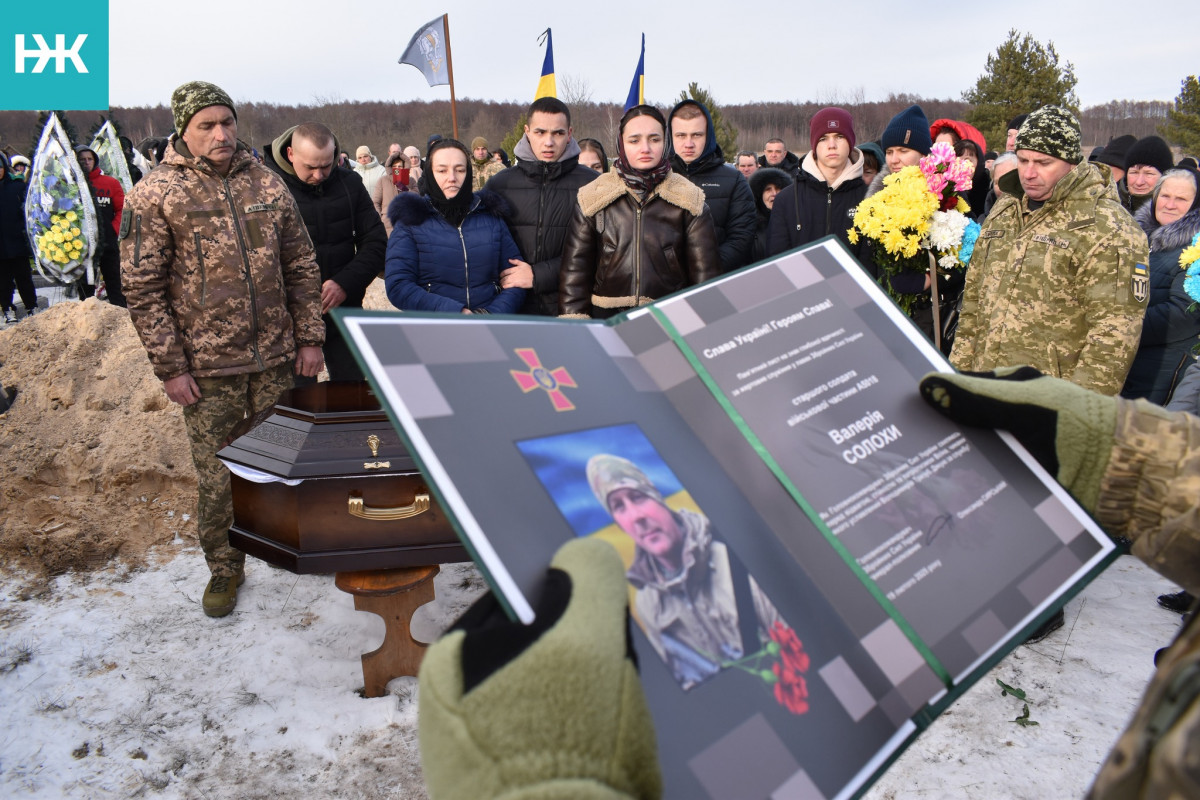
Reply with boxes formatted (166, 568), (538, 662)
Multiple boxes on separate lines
(0, 2), (109, 110)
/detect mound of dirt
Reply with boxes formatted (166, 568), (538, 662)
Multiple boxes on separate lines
(0, 284), (396, 581)
(0, 299), (197, 578)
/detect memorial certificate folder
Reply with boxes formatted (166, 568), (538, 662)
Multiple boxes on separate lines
(335, 238), (1116, 800)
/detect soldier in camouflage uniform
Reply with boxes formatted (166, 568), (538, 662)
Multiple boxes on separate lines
(120, 81), (324, 617)
(951, 106), (1150, 396)
(916, 368), (1200, 800)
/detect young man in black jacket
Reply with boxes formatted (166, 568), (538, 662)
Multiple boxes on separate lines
(264, 122), (387, 380)
(489, 97), (599, 316)
(765, 107), (873, 275)
(667, 100), (757, 273)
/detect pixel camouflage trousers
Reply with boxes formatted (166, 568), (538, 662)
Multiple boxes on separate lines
(182, 362), (294, 577)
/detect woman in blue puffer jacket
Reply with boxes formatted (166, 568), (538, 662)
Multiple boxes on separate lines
(385, 138), (527, 314)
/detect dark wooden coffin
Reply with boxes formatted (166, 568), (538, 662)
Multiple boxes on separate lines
(218, 381), (467, 573)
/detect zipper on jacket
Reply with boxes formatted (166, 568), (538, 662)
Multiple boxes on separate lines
(220, 169), (264, 370)
(536, 174), (548, 261)
(132, 213), (142, 269)
(193, 232), (208, 306)
(635, 206), (643, 303)
(457, 225), (470, 309)
(825, 188), (833, 234)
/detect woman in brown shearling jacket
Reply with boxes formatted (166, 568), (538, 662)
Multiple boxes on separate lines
(558, 105), (720, 318)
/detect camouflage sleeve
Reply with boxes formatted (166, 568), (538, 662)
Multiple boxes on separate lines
(118, 179), (189, 381)
(276, 189), (325, 348)
(1069, 225), (1149, 395)
(1096, 399), (1200, 595)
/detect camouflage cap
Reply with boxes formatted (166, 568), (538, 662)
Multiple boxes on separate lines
(586, 454), (664, 512)
(171, 81), (236, 136)
(1015, 105), (1082, 165)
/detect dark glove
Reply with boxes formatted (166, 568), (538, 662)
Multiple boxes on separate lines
(418, 537), (662, 800)
(918, 366), (1117, 513)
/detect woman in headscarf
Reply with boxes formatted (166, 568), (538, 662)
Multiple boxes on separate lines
(384, 138), (527, 314)
(558, 105), (720, 318)
(1120, 168), (1200, 405)
(373, 151), (411, 235)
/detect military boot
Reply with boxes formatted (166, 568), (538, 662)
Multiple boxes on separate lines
(202, 569), (245, 618)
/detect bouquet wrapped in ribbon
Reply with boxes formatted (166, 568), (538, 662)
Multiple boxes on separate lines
(849, 143), (982, 314)
(24, 113), (98, 285)
(90, 120), (134, 194)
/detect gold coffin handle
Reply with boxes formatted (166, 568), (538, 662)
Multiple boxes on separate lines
(347, 490), (430, 521)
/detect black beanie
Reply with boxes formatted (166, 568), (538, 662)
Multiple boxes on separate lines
(1125, 136), (1174, 174)
(880, 105), (932, 155)
(1007, 113), (1028, 132)
(1093, 135), (1137, 169)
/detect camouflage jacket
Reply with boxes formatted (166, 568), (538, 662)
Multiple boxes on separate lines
(951, 163), (1149, 395)
(472, 157), (504, 192)
(1088, 399), (1200, 798)
(120, 139), (324, 381)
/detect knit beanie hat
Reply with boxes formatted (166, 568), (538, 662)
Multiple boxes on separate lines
(586, 454), (664, 511)
(171, 81), (236, 136)
(810, 107), (856, 152)
(1125, 135), (1174, 174)
(356, 145), (372, 158)
(1015, 106), (1082, 164)
(471, 136), (489, 152)
(880, 105), (932, 155)
(1093, 135), (1136, 169)
(1007, 113), (1029, 132)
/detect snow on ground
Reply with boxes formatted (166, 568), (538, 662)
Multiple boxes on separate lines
(0, 543), (1183, 799)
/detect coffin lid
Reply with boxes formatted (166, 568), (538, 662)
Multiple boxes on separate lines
(217, 381), (419, 479)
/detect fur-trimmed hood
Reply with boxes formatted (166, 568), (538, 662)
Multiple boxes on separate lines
(576, 170), (705, 219)
(1135, 203), (1200, 253)
(387, 188), (510, 228)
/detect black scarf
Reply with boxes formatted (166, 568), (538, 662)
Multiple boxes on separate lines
(426, 165), (474, 228)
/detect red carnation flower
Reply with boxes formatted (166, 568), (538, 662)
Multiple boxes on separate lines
(768, 622), (810, 674)
(772, 661), (810, 715)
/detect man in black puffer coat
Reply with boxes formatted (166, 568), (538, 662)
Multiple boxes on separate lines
(667, 99), (756, 273)
(265, 122), (387, 381)
(765, 107), (874, 276)
(488, 97), (599, 316)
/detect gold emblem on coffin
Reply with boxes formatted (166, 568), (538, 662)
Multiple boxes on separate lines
(365, 434), (390, 469)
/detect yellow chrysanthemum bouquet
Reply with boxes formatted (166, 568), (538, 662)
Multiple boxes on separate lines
(849, 143), (981, 312)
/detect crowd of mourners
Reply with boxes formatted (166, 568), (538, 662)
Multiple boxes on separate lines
(3, 80), (1200, 799)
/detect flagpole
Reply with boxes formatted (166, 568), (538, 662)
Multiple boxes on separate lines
(443, 13), (459, 140)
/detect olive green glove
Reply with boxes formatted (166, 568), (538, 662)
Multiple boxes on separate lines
(418, 536), (662, 800)
(918, 366), (1118, 513)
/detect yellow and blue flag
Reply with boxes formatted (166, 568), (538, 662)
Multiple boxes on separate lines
(535, 29), (556, 99)
(624, 34), (645, 111)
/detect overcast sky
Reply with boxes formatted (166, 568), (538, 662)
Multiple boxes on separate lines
(110, 0), (1194, 110)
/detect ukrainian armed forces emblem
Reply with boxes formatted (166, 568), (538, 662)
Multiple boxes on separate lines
(1132, 263), (1149, 303)
(510, 348), (577, 411)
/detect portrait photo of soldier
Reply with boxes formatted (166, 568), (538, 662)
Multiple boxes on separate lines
(517, 423), (794, 693)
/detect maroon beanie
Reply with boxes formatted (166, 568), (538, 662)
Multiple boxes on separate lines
(810, 107), (856, 153)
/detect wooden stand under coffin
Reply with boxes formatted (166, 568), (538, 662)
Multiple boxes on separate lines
(218, 381), (467, 573)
